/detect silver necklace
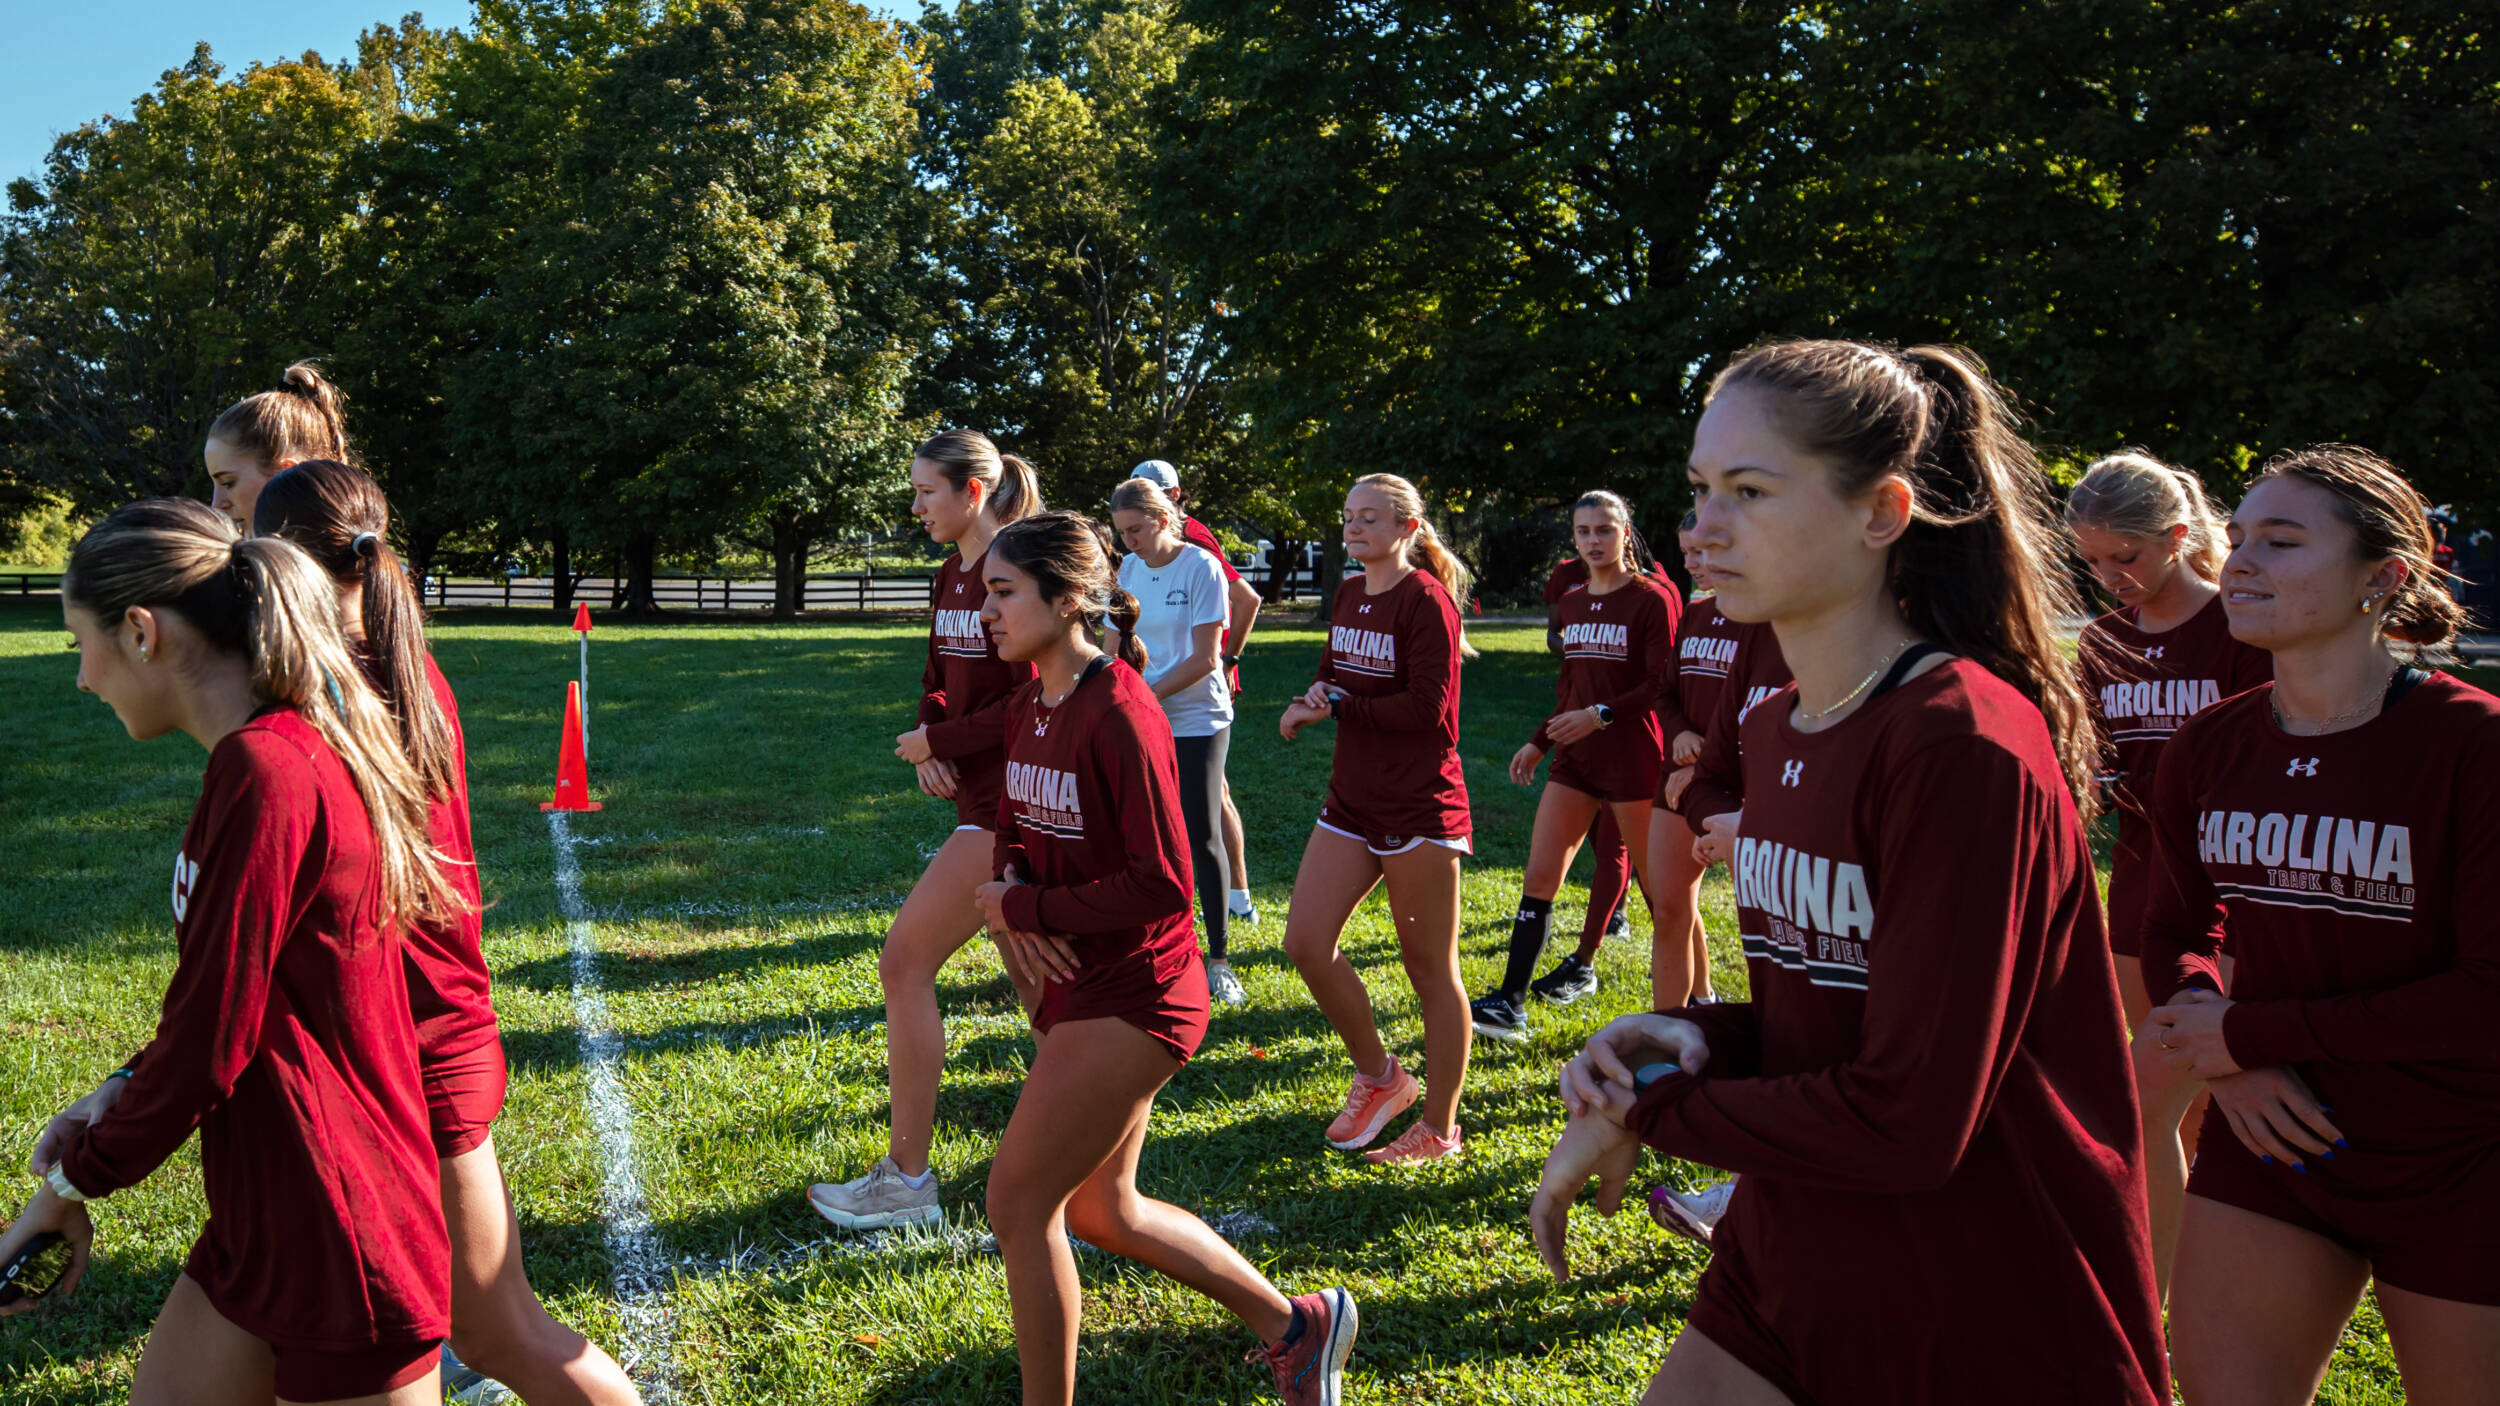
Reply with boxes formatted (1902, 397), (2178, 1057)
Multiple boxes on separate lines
(1797, 638), (1916, 723)
(2271, 664), (2396, 735)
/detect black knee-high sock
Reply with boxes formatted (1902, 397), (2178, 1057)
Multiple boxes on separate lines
(1498, 895), (1554, 997)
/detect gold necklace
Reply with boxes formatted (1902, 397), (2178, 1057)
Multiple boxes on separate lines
(2270, 664), (2396, 735)
(1796, 638), (1916, 723)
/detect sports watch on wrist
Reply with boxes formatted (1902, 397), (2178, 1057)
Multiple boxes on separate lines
(1631, 1060), (1679, 1094)
(1591, 703), (1614, 727)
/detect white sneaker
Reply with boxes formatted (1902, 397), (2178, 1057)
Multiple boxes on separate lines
(440, 1346), (513, 1404)
(1228, 893), (1259, 924)
(806, 1157), (943, 1232)
(1208, 961), (1247, 1006)
(1648, 1176), (1738, 1246)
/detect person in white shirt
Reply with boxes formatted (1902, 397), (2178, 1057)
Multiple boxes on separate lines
(1110, 476), (1246, 1005)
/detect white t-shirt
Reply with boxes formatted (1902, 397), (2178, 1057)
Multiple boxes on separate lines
(1118, 543), (1234, 737)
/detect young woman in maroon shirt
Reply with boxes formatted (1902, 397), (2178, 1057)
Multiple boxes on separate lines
(1533, 341), (2165, 1405)
(254, 462), (641, 1406)
(2141, 446), (2500, 1404)
(810, 429), (1044, 1232)
(2, 499), (459, 1404)
(2064, 449), (2270, 1296)
(1472, 491), (1680, 1040)
(969, 513), (1356, 1406)
(1277, 473), (1478, 1165)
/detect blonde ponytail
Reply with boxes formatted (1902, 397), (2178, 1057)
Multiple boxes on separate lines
(64, 499), (460, 927)
(1353, 472), (1478, 659)
(2065, 451), (2229, 583)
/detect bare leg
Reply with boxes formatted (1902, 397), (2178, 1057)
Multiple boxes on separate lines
(881, 827), (1017, 1177)
(2127, 1002), (2204, 1302)
(1519, 783), (1602, 901)
(1280, 827), (1392, 1078)
(441, 1135), (641, 1405)
(2169, 1193), (2370, 1406)
(1641, 1324), (1796, 1405)
(1220, 782), (1249, 892)
(2378, 1282), (2500, 1406)
(133, 1273), (445, 1406)
(987, 1018), (1293, 1406)
(1379, 842), (1470, 1134)
(1646, 803), (1711, 1008)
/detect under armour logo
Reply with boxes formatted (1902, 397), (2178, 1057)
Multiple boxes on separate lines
(2286, 757), (2319, 777)
(1034, 718), (1049, 737)
(1358, 604), (1372, 614)
(1781, 760), (1804, 787)
(2145, 646), (2165, 660)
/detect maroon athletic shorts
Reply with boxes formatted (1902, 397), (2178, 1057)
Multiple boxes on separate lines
(955, 750), (1006, 830)
(423, 1036), (509, 1159)
(2188, 1107), (2500, 1306)
(1034, 950), (1211, 1065)
(274, 1337), (442, 1402)
(1548, 744), (1658, 805)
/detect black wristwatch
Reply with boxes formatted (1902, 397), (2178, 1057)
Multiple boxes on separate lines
(1591, 703), (1614, 727)
(1221, 653), (1242, 668)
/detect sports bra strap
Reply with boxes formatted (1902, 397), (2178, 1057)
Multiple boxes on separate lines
(1868, 642), (1952, 703)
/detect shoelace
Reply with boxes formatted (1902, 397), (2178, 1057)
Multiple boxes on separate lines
(1338, 1080), (1378, 1119)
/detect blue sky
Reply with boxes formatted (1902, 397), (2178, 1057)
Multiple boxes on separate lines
(0, 1), (926, 191)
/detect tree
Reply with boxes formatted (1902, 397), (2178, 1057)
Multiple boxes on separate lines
(0, 45), (382, 511)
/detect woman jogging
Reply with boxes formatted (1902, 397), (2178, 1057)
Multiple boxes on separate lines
(2, 499), (459, 1404)
(203, 362), (355, 530)
(1277, 473), (1476, 1165)
(254, 462), (642, 1405)
(1533, 341), (2165, 1405)
(809, 429), (1043, 1231)
(2066, 450), (2270, 1295)
(2143, 446), (2500, 1405)
(972, 512), (1356, 1406)
(1471, 491), (1679, 1041)
(1110, 476), (1246, 1003)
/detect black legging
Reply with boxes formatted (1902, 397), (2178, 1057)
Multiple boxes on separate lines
(1174, 728), (1232, 958)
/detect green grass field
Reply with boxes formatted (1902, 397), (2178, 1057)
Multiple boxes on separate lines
(0, 598), (2409, 1403)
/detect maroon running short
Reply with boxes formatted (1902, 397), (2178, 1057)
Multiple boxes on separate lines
(274, 1337), (443, 1402)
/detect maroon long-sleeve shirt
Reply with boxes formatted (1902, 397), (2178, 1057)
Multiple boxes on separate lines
(1670, 620), (1790, 823)
(1654, 595), (1746, 743)
(2140, 673), (2500, 1190)
(1531, 579), (1680, 781)
(2078, 596), (2271, 957)
(1315, 569), (1471, 844)
(920, 544), (1037, 827)
(60, 710), (449, 1352)
(994, 659), (1209, 1057)
(1627, 660), (2165, 1404)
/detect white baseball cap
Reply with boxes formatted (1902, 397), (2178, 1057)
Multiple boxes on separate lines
(1129, 459), (1180, 490)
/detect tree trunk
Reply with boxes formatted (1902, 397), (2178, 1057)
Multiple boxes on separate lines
(621, 536), (659, 616)
(771, 507), (808, 622)
(403, 520), (448, 597)
(1261, 535), (1300, 604)
(1315, 536), (1346, 617)
(550, 526), (574, 615)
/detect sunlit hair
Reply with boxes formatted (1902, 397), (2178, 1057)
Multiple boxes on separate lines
(993, 510), (1147, 671)
(2065, 451), (2229, 583)
(207, 361), (354, 468)
(2251, 444), (2464, 649)
(1710, 340), (2096, 814)
(916, 429), (1041, 525)
(253, 459), (460, 800)
(1109, 477), (1181, 531)
(63, 498), (461, 926)
(1351, 472), (1478, 659)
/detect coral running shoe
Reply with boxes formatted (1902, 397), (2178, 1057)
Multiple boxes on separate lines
(1648, 1176), (1738, 1246)
(1364, 1119), (1461, 1165)
(1251, 1288), (1358, 1406)
(1323, 1065), (1418, 1150)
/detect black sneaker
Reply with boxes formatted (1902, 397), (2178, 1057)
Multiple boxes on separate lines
(1470, 992), (1529, 1042)
(1528, 954), (1599, 1005)
(1602, 908), (1631, 942)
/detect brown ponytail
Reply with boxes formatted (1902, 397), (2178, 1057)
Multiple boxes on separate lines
(64, 499), (460, 926)
(915, 430), (1043, 525)
(1352, 472), (1479, 659)
(208, 361), (354, 469)
(991, 510), (1147, 669)
(1710, 341), (2098, 815)
(2251, 444), (2465, 650)
(253, 459), (461, 800)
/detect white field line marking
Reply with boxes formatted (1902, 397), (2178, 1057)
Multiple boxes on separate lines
(550, 811), (680, 1405)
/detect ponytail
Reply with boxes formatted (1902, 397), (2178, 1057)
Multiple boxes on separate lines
(1353, 472), (1479, 659)
(915, 430), (1045, 526)
(1710, 341), (2097, 815)
(253, 460), (460, 800)
(64, 499), (461, 926)
(2253, 444), (2467, 652)
(990, 510), (1144, 665)
(208, 360), (354, 469)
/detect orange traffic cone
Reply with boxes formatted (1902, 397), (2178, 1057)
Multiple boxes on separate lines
(541, 680), (603, 812)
